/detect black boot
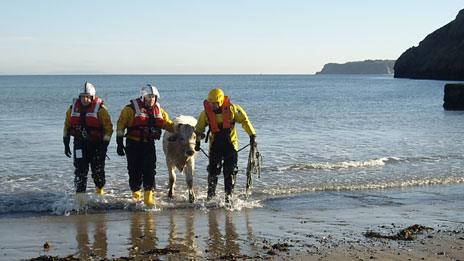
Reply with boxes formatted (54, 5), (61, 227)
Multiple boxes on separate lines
(225, 193), (232, 204)
(224, 171), (235, 202)
(207, 173), (218, 201)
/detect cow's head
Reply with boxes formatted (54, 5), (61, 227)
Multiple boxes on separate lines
(169, 115), (198, 157)
(175, 123), (197, 157)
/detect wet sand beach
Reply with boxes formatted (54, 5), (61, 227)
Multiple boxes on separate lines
(1, 184), (463, 260)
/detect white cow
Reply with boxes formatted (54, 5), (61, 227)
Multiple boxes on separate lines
(162, 115), (198, 203)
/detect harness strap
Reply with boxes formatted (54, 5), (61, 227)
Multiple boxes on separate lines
(79, 107), (88, 139)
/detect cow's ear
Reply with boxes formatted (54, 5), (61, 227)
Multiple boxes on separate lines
(168, 134), (178, 142)
(177, 123), (183, 132)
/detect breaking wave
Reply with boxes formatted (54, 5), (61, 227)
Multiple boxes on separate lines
(270, 157), (401, 172)
(1, 154), (463, 217)
(258, 176), (464, 198)
(0, 190), (263, 217)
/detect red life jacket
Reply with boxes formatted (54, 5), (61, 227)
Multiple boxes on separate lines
(127, 98), (165, 140)
(204, 96), (232, 134)
(69, 97), (104, 140)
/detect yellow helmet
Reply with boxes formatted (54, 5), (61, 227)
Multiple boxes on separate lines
(207, 88), (225, 106)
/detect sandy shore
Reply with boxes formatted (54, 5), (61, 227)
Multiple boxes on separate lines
(1, 184), (463, 260)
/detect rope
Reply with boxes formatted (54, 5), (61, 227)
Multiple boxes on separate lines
(237, 143), (250, 153)
(199, 147), (209, 158)
(245, 143), (262, 198)
(198, 143), (251, 159)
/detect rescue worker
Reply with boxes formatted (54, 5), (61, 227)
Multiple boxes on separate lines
(63, 82), (113, 206)
(116, 84), (174, 207)
(195, 88), (256, 203)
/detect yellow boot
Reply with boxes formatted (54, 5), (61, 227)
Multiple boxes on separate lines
(132, 190), (142, 202)
(144, 190), (155, 207)
(96, 187), (105, 196)
(75, 192), (87, 209)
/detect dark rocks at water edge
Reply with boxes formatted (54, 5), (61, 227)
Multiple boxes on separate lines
(443, 83), (464, 110)
(364, 224), (434, 241)
(316, 60), (395, 74)
(394, 9), (464, 81)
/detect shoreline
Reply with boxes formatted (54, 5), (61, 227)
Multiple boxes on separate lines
(1, 184), (463, 260)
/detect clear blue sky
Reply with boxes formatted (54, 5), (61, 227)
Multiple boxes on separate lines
(1, 1), (463, 74)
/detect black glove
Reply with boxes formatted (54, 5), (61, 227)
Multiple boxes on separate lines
(153, 129), (161, 140)
(101, 140), (110, 153)
(195, 140), (201, 151)
(150, 127), (161, 140)
(250, 135), (257, 147)
(63, 136), (72, 158)
(116, 136), (125, 156)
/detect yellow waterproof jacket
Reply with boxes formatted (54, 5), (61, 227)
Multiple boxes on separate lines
(63, 104), (113, 141)
(116, 104), (174, 142)
(195, 103), (256, 151)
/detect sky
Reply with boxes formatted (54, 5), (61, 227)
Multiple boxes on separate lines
(1, 1), (463, 75)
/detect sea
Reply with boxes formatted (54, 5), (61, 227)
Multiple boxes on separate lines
(1, 74), (463, 216)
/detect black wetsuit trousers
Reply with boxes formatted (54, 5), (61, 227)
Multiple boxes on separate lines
(207, 139), (238, 196)
(73, 139), (107, 193)
(126, 139), (157, 192)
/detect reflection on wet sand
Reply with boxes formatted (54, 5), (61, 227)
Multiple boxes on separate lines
(245, 208), (258, 254)
(69, 208), (259, 259)
(167, 209), (199, 258)
(129, 212), (157, 258)
(207, 209), (240, 259)
(75, 214), (107, 259)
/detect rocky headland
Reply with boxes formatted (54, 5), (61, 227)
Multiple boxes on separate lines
(316, 60), (395, 74)
(394, 9), (464, 80)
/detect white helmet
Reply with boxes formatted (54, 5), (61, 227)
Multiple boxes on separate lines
(140, 84), (160, 101)
(80, 82), (96, 97)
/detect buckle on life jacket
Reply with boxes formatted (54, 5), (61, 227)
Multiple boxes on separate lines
(81, 128), (88, 139)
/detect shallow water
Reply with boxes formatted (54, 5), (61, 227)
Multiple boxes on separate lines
(1, 184), (463, 260)
(0, 74), (463, 215)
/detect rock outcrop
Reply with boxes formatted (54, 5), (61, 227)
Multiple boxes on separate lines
(394, 9), (464, 80)
(316, 60), (395, 74)
(443, 83), (464, 110)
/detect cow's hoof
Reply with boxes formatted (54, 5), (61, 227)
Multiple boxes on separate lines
(168, 189), (174, 199)
(189, 193), (195, 203)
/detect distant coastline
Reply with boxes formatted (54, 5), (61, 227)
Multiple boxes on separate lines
(316, 59), (395, 75)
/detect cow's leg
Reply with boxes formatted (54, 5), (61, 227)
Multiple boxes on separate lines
(168, 164), (176, 199)
(185, 160), (195, 203)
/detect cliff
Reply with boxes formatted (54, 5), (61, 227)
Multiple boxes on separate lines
(394, 9), (464, 80)
(316, 60), (395, 74)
